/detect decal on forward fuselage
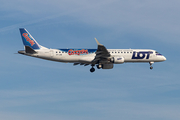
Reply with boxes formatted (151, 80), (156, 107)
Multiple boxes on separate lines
(132, 51), (153, 59)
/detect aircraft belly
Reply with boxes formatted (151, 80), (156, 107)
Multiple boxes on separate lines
(58, 55), (95, 63)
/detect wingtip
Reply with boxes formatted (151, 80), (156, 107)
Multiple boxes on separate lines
(95, 38), (102, 45)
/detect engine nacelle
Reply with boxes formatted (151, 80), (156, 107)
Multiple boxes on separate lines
(110, 57), (124, 64)
(102, 64), (114, 69)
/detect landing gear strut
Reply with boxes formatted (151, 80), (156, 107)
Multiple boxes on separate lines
(149, 62), (154, 70)
(90, 65), (95, 73)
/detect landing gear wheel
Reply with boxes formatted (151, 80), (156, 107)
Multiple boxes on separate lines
(150, 66), (153, 70)
(90, 68), (95, 73)
(96, 64), (102, 69)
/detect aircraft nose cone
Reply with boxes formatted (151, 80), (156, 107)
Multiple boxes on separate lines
(163, 56), (166, 61)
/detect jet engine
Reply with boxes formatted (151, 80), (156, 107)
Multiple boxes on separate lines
(110, 57), (124, 64)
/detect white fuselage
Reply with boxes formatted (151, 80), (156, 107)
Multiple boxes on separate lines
(27, 48), (166, 64)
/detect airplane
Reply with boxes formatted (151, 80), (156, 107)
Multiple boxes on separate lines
(18, 28), (166, 73)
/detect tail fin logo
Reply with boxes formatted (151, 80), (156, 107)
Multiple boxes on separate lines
(22, 33), (35, 46)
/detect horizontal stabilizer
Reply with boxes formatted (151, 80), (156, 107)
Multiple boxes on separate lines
(25, 46), (37, 54)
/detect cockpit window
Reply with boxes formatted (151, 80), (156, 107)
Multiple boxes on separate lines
(155, 51), (159, 54)
(156, 51), (162, 56)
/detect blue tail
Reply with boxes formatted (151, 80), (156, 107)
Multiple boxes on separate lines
(19, 28), (40, 49)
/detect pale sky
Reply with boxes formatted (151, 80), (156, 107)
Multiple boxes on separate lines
(0, 0), (180, 120)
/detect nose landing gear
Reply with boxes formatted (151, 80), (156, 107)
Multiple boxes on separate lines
(149, 62), (154, 70)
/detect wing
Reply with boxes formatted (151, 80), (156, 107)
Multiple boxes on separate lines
(92, 38), (111, 64)
(73, 38), (110, 66)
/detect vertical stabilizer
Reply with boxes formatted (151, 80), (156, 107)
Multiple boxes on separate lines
(19, 28), (40, 49)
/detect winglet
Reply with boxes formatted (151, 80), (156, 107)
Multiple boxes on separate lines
(95, 38), (103, 46)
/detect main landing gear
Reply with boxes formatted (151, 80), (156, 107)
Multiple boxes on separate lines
(149, 62), (154, 70)
(90, 64), (103, 72)
(90, 65), (95, 73)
